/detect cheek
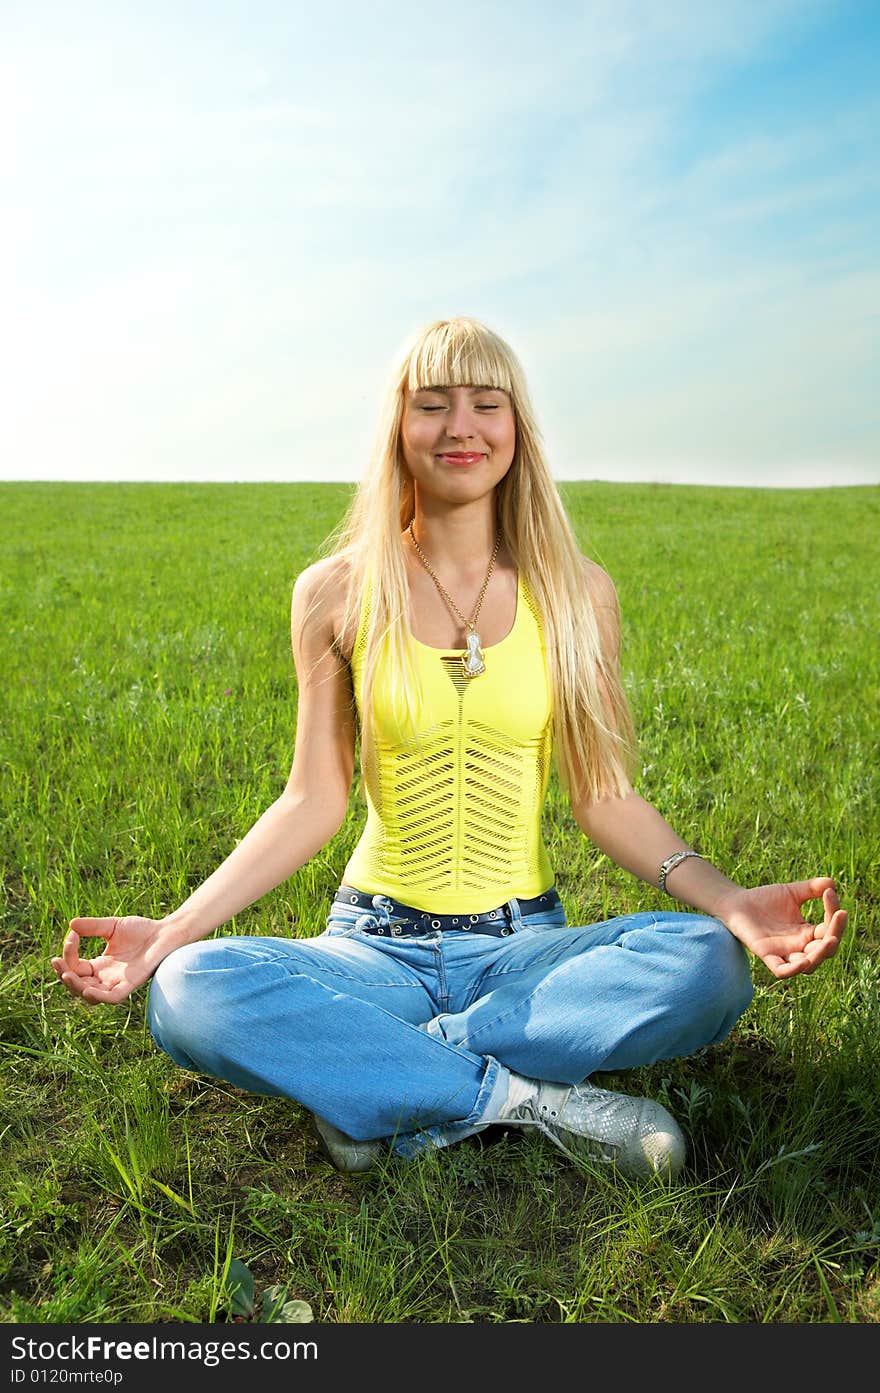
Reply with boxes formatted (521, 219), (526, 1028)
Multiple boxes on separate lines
(399, 435), (428, 481)
(400, 426), (424, 460)
(401, 417), (431, 455)
(495, 419), (517, 458)
(398, 427), (416, 468)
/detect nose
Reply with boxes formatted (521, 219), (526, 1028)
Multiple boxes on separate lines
(446, 398), (476, 440)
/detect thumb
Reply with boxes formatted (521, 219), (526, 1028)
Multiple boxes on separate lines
(68, 916), (119, 939)
(788, 877), (836, 902)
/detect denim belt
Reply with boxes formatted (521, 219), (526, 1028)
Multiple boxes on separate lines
(332, 885), (562, 938)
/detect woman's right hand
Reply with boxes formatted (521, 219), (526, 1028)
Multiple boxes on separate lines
(51, 915), (175, 1005)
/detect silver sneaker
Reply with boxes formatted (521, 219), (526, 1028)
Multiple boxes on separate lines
(311, 1114), (384, 1173)
(503, 1079), (686, 1179)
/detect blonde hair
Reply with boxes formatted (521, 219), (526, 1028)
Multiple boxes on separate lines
(313, 315), (637, 805)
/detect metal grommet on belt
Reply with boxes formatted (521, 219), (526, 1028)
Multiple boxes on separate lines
(469, 914), (480, 923)
(488, 910), (497, 919)
(501, 926), (513, 936)
(431, 919), (441, 929)
(349, 894), (358, 903)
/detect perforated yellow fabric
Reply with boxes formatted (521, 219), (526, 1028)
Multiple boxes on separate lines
(342, 572), (555, 913)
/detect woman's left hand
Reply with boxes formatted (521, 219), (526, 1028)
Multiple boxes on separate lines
(714, 877), (848, 979)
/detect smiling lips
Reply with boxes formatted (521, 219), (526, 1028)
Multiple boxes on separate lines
(437, 452), (485, 465)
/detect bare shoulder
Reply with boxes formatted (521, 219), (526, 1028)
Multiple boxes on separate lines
(579, 554), (620, 613)
(291, 553), (356, 662)
(578, 554), (622, 661)
(291, 552), (351, 612)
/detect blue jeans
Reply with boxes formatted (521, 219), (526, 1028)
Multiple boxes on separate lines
(147, 889), (754, 1157)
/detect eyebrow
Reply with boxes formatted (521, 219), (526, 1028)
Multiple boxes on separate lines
(411, 384), (506, 394)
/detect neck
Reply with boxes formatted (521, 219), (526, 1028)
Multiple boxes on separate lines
(409, 495), (500, 571)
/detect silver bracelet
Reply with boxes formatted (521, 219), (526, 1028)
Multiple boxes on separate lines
(658, 849), (705, 895)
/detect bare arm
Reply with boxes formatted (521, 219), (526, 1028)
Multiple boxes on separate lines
(52, 558), (357, 1001)
(160, 560), (356, 944)
(571, 562), (739, 913)
(573, 788), (741, 916)
(570, 561), (847, 980)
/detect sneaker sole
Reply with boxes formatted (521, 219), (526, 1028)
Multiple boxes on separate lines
(311, 1115), (383, 1173)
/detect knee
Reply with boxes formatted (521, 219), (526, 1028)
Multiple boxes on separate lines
(147, 941), (225, 1056)
(150, 940), (212, 1007)
(680, 914), (755, 1025)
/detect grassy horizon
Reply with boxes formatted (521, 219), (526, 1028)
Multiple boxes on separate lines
(1, 480), (878, 1324)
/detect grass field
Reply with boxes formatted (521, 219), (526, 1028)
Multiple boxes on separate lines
(1, 480), (878, 1324)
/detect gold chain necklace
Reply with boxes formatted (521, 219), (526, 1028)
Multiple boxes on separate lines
(407, 521), (502, 678)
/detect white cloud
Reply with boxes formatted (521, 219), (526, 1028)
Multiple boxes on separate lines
(0, 0), (875, 484)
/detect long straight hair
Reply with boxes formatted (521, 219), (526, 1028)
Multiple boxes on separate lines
(313, 315), (638, 805)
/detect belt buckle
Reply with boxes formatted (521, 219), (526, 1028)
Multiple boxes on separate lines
(387, 916), (408, 937)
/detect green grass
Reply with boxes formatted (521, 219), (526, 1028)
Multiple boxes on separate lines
(1, 480), (878, 1324)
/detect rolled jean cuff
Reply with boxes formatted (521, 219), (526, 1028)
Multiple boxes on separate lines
(390, 1054), (511, 1159)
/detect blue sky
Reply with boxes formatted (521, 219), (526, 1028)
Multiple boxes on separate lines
(1, 0), (877, 485)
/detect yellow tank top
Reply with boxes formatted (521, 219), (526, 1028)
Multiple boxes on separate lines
(342, 571), (556, 913)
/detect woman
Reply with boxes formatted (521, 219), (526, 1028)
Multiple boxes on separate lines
(52, 316), (847, 1180)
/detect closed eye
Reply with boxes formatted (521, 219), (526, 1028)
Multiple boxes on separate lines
(420, 403), (499, 412)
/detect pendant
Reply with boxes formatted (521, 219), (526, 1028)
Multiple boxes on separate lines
(462, 629), (486, 678)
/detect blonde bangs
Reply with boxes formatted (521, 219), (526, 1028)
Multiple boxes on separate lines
(405, 318), (516, 396)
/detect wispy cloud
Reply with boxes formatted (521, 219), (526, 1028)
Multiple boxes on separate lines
(0, 0), (876, 483)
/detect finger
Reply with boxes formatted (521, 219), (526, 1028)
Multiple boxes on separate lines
(51, 955), (94, 984)
(813, 907), (847, 946)
(766, 925), (844, 979)
(61, 931), (92, 975)
(68, 917), (120, 939)
(58, 969), (123, 1003)
(763, 953), (803, 980)
(80, 981), (131, 1005)
(801, 931), (842, 966)
(56, 969), (91, 999)
(790, 887), (844, 942)
(787, 876), (837, 906)
(764, 947), (827, 979)
(786, 950), (812, 970)
(822, 890), (846, 928)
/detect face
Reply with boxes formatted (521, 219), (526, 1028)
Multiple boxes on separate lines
(400, 385), (516, 502)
